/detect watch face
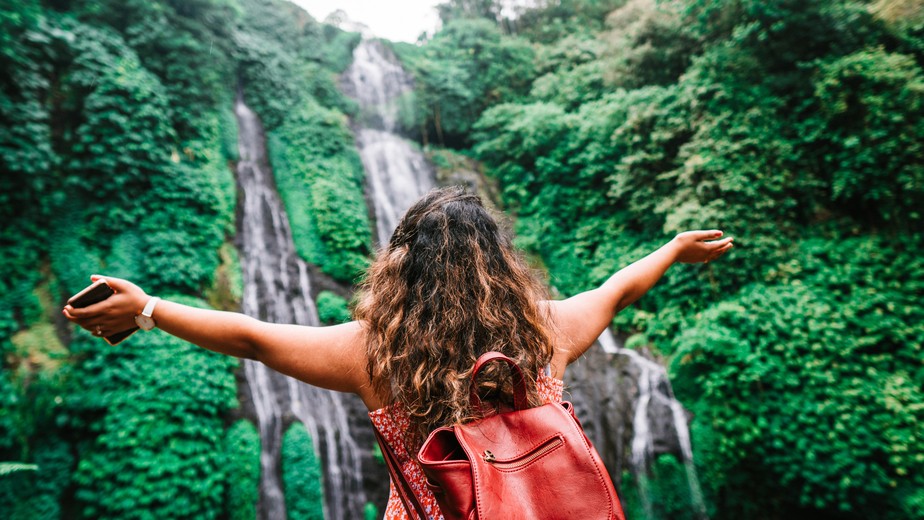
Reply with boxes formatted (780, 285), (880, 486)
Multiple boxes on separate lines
(135, 314), (156, 331)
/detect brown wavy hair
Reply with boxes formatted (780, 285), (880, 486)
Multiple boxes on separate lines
(354, 186), (554, 441)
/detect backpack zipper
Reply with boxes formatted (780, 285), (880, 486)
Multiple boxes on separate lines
(482, 436), (564, 469)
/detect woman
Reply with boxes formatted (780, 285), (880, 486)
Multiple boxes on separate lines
(63, 186), (733, 519)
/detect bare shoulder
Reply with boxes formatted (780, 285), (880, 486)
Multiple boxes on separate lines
(540, 293), (612, 378)
(326, 321), (382, 410)
(538, 300), (584, 379)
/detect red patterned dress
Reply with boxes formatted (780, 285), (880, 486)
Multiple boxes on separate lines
(368, 372), (565, 520)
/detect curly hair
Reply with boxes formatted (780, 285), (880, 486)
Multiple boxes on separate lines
(354, 186), (554, 442)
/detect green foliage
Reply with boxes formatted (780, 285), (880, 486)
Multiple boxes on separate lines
(319, 26), (364, 73)
(206, 242), (244, 311)
(805, 47), (924, 226)
(232, 27), (302, 130)
(224, 420), (261, 520)
(530, 36), (608, 109)
(468, 1), (924, 518)
(0, 4), (63, 381)
(281, 424), (325, 520)
(68, 299), (238, 520)
(0, 439), (75, 520)
(602, 0), (700, 89)
(65, 29), (171, 213)
(72, 0), (238, 145)
(316, 291), (352, 324)
(620, 455), (712, 520)
(233, 0), (360, 127)
(396, 18), (536, 146)
(270, 100), (372, 283)
(0, 0), (359, 518)
(0, 271), (73, 518)
(0, 23), (239, 520)
(141, 159), (236, 294)
(436, 0), (504, 24)
(671, 235), (923, 518)
(510, 0), (628, 43)
(364, 502), (379, 520)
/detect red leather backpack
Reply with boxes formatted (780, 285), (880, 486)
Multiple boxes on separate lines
(374, 352), (627, 520)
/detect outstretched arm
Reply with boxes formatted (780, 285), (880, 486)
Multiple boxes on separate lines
(63, 275), (369, 394)
(545, 230), (733, 369)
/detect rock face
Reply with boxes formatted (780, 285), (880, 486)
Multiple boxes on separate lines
(564, 341), (634, 487)
(567, 332), (708, 518)
(565, 338), (689, 483)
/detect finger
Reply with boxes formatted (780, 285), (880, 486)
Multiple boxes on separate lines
(691, 230), (723, 241)
(64, 304), (91, 319)
(64, 300), (110, 320)
(100, 276), (132, 293)
(709, 243), (734, 261)
(91, 273), (136, 293)
(73, 320), (100, 335)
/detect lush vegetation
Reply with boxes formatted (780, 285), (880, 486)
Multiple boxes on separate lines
(225, 420), (261, 520)
(0, 0), (345, 517)
(2, 0), (921, 519)
(269, 102), (372, 283)
(408, 1), (922, 518)
(281, 424), (325, 520)
(316, 291), (353, 325)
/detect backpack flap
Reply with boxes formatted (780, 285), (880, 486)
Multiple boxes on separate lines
(456, 401), (622, 520)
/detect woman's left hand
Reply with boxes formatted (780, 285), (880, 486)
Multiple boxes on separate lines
(671, 230), (734, 264)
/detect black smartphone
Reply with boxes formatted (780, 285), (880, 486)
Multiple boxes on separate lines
(67, 279), (139, 345)
(67, 279), (114, 308)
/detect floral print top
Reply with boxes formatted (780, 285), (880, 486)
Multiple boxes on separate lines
(368, 372), (565, 520)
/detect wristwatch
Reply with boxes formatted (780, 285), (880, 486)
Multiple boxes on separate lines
(135, 297), (161, 331)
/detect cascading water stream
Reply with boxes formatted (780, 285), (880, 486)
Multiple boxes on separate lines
(597, 329), (709, 519)
(233, 91), (368, 520)
(342, 38), (435, 244)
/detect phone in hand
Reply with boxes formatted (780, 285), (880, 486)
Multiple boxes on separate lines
(67, 279), (139, 345)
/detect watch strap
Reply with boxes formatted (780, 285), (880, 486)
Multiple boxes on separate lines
(142, 296), (161, 318)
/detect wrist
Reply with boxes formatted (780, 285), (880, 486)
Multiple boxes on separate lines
(135, 296), (161, 331)
(664, 237), (682, 264)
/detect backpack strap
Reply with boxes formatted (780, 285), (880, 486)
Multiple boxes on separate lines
(469, 352), (529, 413)
(372, 424), (428, 520)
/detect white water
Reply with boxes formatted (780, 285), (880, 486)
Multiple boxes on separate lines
(343, 39), (435, 245)
(234, 92), (368, 520)
(670, 400), (709, 518)
(597, 328), (709, 519)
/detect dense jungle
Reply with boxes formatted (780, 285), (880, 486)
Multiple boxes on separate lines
(1, 0), (921, 519)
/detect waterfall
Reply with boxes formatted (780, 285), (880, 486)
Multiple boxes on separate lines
(233, 91), (368, 520)
(342, 38), (435, 245)
(596, 329), (709, 519)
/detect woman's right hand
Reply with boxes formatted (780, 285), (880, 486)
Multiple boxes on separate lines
(62, 273), (372, 399)
(63, 275), (150, 338)
(670, 230), (734, 264)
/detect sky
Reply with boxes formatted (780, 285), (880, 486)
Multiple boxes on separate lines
(292, 0), (443, 43)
